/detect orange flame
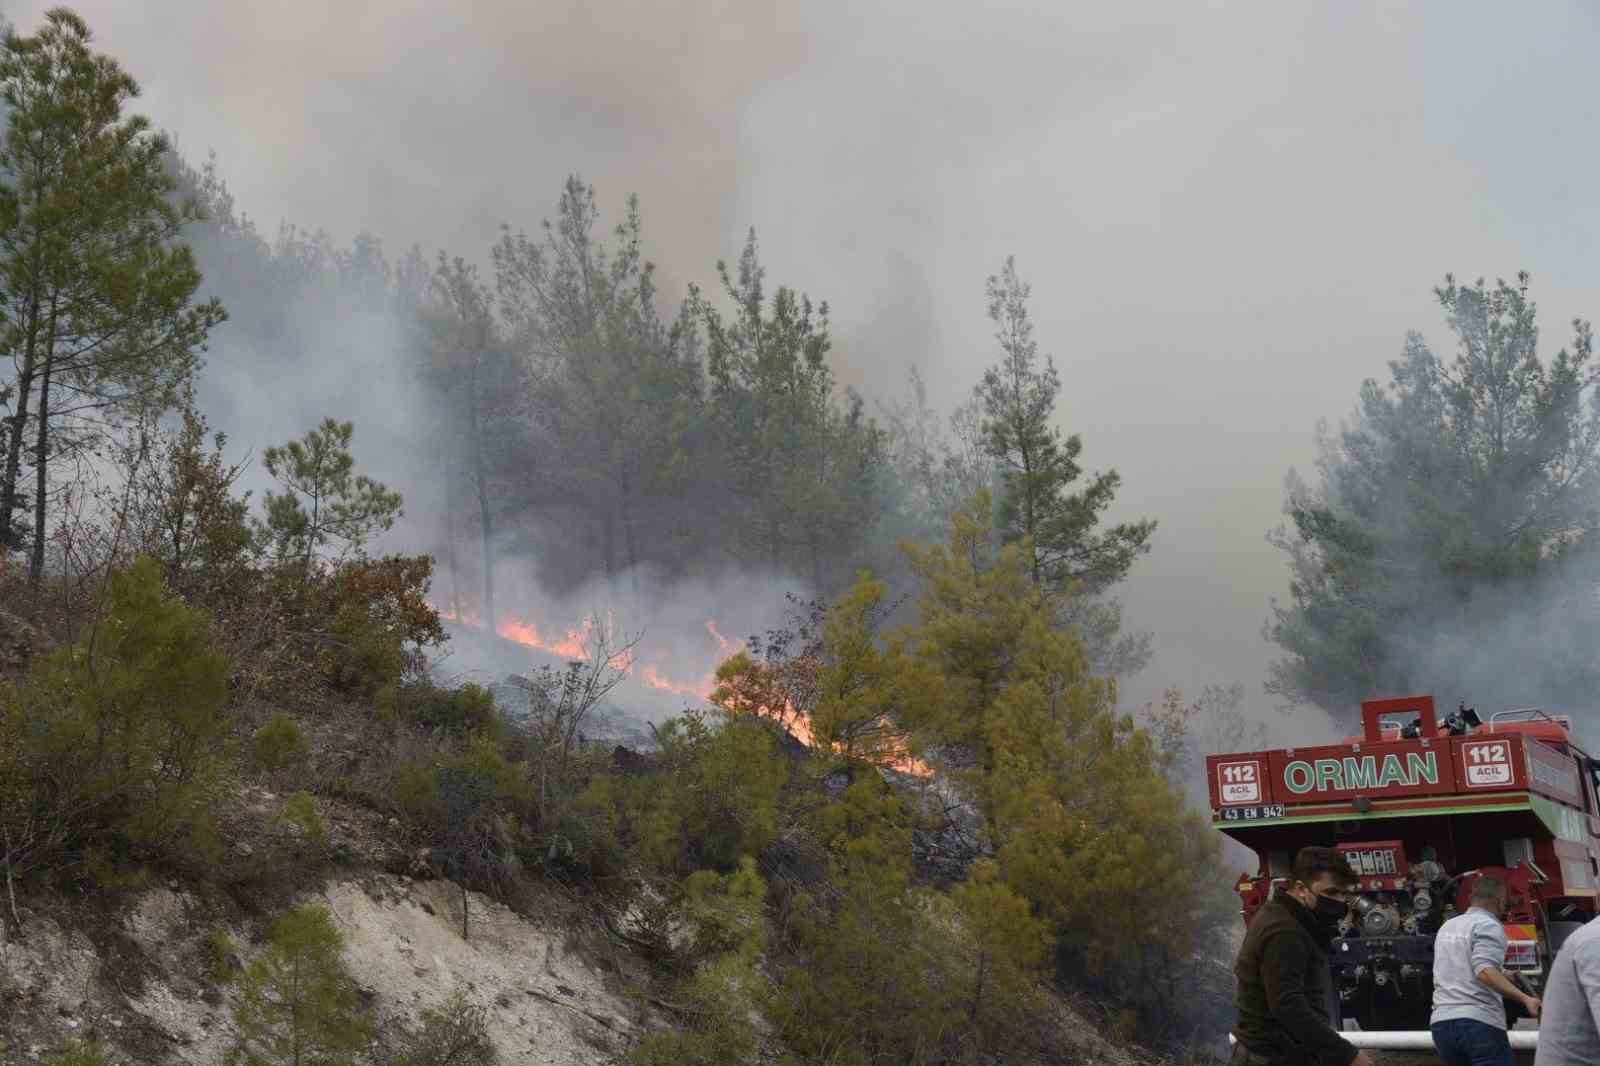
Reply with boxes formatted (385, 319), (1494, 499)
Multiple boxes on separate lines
(438, 605), (931, 777)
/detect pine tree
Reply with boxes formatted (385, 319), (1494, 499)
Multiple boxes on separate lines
(0, 10), (225, 587)
(3, 555), (231, 878)
(493, 178), (705, 596)
(421, 254), (518, 627)
(1268, 273), (1600, 717)
(261, 418), (402, 574)
(231, 904), (371, 1066)
(974, 258), (1153, 672)
(695, 231), (886, 590)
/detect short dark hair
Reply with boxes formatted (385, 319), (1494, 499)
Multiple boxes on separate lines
(1292, 846), (1357, 888)
(1470, 875), (1507, 905)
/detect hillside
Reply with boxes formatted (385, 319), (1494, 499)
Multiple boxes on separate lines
(1, 572), (1213, 1066)
(1, 859), (1157, 1066)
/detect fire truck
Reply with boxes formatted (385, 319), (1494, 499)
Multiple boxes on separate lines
(1206, 695), (1600, 1032)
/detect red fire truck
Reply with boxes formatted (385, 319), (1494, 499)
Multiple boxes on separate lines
(1206, 695), (1600, 1031)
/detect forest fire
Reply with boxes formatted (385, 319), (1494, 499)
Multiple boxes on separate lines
(437, 605), (932, 776)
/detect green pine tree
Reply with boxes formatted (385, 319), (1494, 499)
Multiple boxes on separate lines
(231, 904), (371, 1066)
(974, 257), (1154, 672)
(261, 418), (402, 574)
(1268, 273), (1600, 718)
(0, 9), (226, 586)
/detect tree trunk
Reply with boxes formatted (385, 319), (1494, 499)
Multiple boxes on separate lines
(618, 464), (640, 607)
(29, 361), (52, 592)
(468, 367), (495, 630)
(0, 341), (38, 552)
(602, 511), (616, 586)
(444, 480), (461, 619)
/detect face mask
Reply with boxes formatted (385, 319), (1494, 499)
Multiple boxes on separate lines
(1314, 894), (1349, 924)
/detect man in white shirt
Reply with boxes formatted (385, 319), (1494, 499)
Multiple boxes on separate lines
(1533, 916), (1600, 1066)
(1430, 876), (1541, 1066)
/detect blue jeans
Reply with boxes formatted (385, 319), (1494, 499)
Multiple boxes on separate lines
(1431, 1019), (1513, 1066)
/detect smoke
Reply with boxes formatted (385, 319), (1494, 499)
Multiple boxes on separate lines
(7, 0), (1600, 780)
(430, 563), (816, 731)
(1372, 561), (1600, 750)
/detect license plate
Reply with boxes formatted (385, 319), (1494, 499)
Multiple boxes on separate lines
(1222, 805), (1285, 821)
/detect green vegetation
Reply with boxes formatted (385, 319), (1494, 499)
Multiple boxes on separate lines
(0, 555), (231, 881)
(262, 418), (404, 575)
(207, 927), (243, 985)
(1269, 273), (1600, 720)
(274, 790), (329, 852)
(230, 904), (371, 1066)
(393, 987), (498, 1066)
(0, 9), (226, 584)
(254, 712), (309, 771)
(42, 1040), (111, 1066)
(0, 9), (1239, 1065)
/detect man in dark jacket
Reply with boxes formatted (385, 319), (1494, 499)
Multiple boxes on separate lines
(1233, 846), (1373, 1066)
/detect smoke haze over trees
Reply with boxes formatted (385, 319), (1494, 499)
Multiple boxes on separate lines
(1269, 274), (1600, 730)
(11, 3), (1600, 1063)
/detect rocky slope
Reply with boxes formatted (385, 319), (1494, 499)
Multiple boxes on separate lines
(1, 869), (1158, 1065)
(1, 875), (648, 1065)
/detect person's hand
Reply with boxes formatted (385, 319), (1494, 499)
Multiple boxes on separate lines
(1351, 1051), (1377, 1066)
(1523, 994), (1542, 1019)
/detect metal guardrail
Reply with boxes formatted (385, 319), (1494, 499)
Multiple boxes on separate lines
(1491, 707), (1572, 730)
(1230, 1031), (1539, 1051)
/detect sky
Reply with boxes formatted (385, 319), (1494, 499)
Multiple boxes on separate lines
(13, 0), (1600, 732)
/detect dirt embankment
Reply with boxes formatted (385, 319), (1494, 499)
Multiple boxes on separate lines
(0, 875), (654, 1065)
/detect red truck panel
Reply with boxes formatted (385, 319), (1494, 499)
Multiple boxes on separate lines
(1523, 739), (1587, 809)
(1209, 754), (1271, 808)
(1266, 740), (1460, 803)
(1451, 735), (1527, 795)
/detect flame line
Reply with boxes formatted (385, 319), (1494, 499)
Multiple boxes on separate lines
(437, 605), (931, 776)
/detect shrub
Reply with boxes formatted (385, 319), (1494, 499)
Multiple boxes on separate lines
(2, 556), (231, 880)
(253, 713), (308, 772)
(393, 986), (498, 1066)
(316, 555), (444, 688)
(207, 928), (242, 985)
(629, 861), (769, 1066)
(404, 682), (497, 737)
(274, 790), (329, 852)
(393, 735), (531, 932)
(43, 1040), (110, 1066)
(629, 955), (762, 1066)
(632, 712), (789, 876)
(540, 771), (627, 883)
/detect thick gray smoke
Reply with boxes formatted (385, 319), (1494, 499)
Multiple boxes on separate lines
(10, 0), (1600, 773)
(1368, 563), (1600, 750)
